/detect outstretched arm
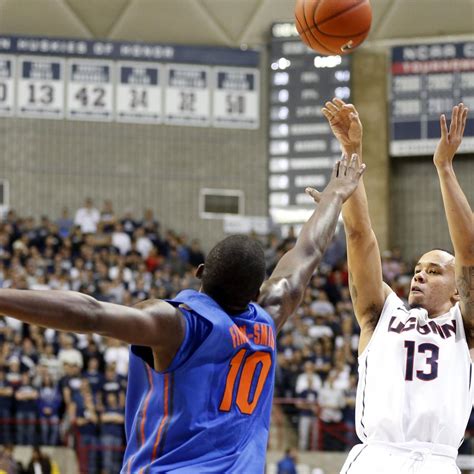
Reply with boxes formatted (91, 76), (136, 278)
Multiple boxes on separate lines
(0, 290), (185, 349)
(433, 103), (474, 346)
(258, 155), (365, 332)
(322, 99), (389, 353)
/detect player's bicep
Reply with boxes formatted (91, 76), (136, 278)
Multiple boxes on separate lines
(456, 261), (474, 347)
(346, 230), (386, 329)
(95, 299), (185, 349)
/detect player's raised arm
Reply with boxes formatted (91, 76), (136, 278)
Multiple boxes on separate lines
(322, 98), (389, 353)
(258, 154), (365, 332)
(0, 290), (185, 349)
(433, 103), (474, 346)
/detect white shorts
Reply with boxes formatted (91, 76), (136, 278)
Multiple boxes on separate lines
(340, 443), (460, 474)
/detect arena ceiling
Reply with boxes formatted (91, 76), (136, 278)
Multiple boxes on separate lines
(0, 0), (473, 48)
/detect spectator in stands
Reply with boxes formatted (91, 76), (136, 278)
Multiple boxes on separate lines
(103, 339), (129, 378)
(318, 371), (346, 451)
(295, 362), (321, 451)
(188, 239), (205, 269)
(343, 374), (358, 450)
(277, 447), (298, 474)
(120, 210), (137, 237)
(39, 344), (62, 382)
(74, 198), (100, 234)
(312, 341), (331, 379)
(134, 227), (153, 259)
(0, 368), (13, 444)
(70, 385), (99, 474)
(84, 357), (104, 402)
(58, 334), (83, 369)
(0, 444), (19, 474)
(15, 372), (39, 445)
(56, 207), (74, 239)
(102, 364), (125, 408)
(25, 446), (53, 474)
(111, 223), (131, 256)
(38, 373), (61, 446)
(6, 357), (22, 390)
(100, 200), (117, 234)
(100, 392), (125, 474)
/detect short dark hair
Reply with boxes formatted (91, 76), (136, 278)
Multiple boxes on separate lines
(202, 235), (266, 311)
(431, 248), (455, 258)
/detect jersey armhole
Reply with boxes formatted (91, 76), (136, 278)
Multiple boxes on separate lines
(132, 307), (213, 375)
(358, 290), (398, 360)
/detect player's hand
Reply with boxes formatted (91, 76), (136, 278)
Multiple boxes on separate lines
(322, 98), (363, 152)
(434, 103), (468, 169)
(306, 154), (365, 204)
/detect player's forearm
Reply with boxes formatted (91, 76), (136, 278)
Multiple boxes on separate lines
(296, 190), (344, 262)
(436, 164), (474, 256)
(270, 190), (343, 288)
(0, 289), (101, 333)
(342, 179), (373, 238)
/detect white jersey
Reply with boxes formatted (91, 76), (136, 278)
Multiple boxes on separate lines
(356, 292), (473, 454)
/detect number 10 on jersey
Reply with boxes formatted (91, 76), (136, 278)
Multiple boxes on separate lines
(219, 349), (272, 415)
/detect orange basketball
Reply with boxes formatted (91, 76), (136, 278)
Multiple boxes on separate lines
(295, 0), (372, 55)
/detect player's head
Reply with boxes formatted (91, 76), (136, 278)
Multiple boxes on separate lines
(408, 249), (458, 316)
(198, 235), (266, 312)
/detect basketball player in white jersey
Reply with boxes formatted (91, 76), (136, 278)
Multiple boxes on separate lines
(306, 99), (473, 473)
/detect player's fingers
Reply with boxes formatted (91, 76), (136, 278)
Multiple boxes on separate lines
(340, 153), (350, 176)
(456, 103), (465, 135)
(348, 153), (358, 171)
(349, 112), (359, 122)
(343, 104), (358, 114)
(332, 98), (346, 109)
(322, 108), (334, 120)
(355, 163), (367, 178)
(439, 114), (448, 139)
(305, 187), (322, 203)
(325, 101), (339, 114)
(450, 105), (459, 136)
(460, 107), (468, 136)
(332, 159), (341, 178)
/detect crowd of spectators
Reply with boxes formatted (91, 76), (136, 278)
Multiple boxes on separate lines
(0, 198), (472, 472)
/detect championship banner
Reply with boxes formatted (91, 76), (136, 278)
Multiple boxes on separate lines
(212, 68), (259, 129)
(0, 55), (14, 116)
(116, 62), (162, 123)
(17, 56), (64, 118)
(67, 59), (114, 121)
(390, 41), (474, 156)
(165, 65), (210, 126)
(0, 35), (260, 130)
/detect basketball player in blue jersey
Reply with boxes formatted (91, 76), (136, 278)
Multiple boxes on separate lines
(0, 154), (365, 473)
(311, 98), (473, 473)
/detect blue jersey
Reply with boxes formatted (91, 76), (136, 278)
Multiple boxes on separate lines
(122, 290), (276, 473)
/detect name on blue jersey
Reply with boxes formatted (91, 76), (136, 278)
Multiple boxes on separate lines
(229, 323), (276, 350)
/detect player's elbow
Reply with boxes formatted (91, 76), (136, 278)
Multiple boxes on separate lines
(78, 294), (104, 333)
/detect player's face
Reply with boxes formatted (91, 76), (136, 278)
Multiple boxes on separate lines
(408, 250), (458, 316)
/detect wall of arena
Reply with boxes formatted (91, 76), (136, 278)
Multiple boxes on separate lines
(1, 49), (473, 257)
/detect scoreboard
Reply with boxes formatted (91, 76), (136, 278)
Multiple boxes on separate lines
(269, 23), (351, 221)
(390, 41), (474, 156)
(0, 35), (260, 129)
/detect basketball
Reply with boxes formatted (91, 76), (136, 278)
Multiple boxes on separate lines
(295, 0), (372, 55)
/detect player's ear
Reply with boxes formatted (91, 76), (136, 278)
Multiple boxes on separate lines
(452, 287), (461, 304)
(195, 264), (205, 279)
